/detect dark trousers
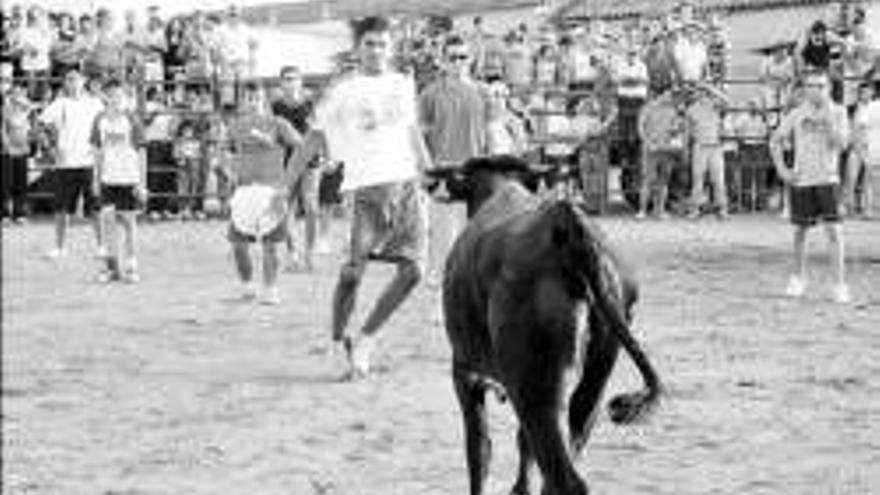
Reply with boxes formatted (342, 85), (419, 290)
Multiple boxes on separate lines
(1, 154), (30, 218)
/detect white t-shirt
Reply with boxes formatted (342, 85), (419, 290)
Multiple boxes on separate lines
(91, 112), (144, 185)
(613, 58), (649, 99)
(39, 95), (105, 169)
(673, 37), (707, 82)
(219, 23), (255, 66)
(313, 71), (421, 191)
(859, 101), (880, 165)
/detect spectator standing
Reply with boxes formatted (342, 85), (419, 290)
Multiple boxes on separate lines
(50, 12), (80, 83)
(732, 98), (772, 210)
(845, 82), (880, 217)
(533, 42), (561, 88)
(218, 5), (257, 80)
(163, 16), (188, 100)
(271, 65), (325, 269)
(86, 8), (124, 81)
(612, 44), (649, 177)
(760, 44), (795, 117)
(705, 12), (731, 87)
(686, 84), (730, 218)
(502, 31), (532, 90)
(645, 27), (677, 96)
(770, 71), (850, 303)
(141, 11), (166, 87)
(173, 120), (202, 219)
(419, 35), (488, 285)
(637, 90), (686, 219)
(672, 21), (708, 84)
(797, 21), (834, 75)
(485, 81), (528, 155)
(18, 6), (52, 101)
(225, 83), (300, 305)
(91, 79), (147, 283)
(38, 67), (105, 259)
(1, 64), (32, 223)
(141, 87), (177, 217)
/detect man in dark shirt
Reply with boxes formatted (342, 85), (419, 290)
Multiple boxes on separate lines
(271, 65), (330, 270)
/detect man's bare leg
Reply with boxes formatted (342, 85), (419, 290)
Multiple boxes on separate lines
(349, 260), (422, 375)
(331, 261), (366, 342)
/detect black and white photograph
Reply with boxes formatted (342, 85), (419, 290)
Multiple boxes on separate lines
(2, 0), (879, 493)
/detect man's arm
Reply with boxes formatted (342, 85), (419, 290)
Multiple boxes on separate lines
(409, 122), (434, 174)
(825, 105), (849, 150)
(282, 128), (326, 201)
(769, 110), (795, 183)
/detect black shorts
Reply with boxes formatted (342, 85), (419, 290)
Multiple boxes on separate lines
(52, 168), (97, 215)
(100, 185), (141, 211)
(319, 164), (344, 206)
(790, 184), (842, 226)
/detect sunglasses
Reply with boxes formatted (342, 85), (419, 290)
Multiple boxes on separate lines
(448, 54), (469, 61)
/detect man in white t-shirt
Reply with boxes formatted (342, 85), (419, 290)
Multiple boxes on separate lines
(39, 68), (106, 259)
(287, 17), (433, 378)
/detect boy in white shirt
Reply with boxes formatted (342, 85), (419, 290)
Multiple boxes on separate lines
(770, 72), (851, 303)
(90, 79), (147, 282)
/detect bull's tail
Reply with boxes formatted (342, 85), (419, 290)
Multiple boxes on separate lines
(551, 201), (662, 425)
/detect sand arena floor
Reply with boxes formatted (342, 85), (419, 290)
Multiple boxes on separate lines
(3, 214), (879, 495)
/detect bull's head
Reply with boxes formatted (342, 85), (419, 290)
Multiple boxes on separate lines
(424, 155), (540, 217)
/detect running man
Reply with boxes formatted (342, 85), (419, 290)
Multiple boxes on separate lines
(770, 71), (850, 303)
(287, 16), (433, 377)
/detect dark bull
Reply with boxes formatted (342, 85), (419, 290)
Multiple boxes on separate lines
(427, 155), (663, 495)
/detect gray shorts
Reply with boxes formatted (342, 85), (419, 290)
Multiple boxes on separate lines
(349, 180), (428, 268)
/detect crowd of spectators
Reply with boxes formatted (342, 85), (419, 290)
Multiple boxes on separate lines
(0, 3), (259, 103)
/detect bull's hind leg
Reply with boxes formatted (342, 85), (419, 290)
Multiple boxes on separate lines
(509, 389), (589, 495)
(568, 312), (620, 456)
(511, 426), (535, 495)
(453, 365), (492, 495)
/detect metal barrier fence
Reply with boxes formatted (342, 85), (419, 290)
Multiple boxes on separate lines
(4, 73), (871, 217)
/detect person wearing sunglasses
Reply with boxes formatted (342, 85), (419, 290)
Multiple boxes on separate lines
(418, 35), (488, 287)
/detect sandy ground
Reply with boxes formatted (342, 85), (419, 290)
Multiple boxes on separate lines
(3, 213), (880, 495)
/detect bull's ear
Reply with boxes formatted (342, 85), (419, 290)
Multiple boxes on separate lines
(444, 170), (472, 202)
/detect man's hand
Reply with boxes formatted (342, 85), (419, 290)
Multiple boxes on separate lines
(776, 167), (795, 184)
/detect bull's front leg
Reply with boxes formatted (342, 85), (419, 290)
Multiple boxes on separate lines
(453, 364), (492, 495)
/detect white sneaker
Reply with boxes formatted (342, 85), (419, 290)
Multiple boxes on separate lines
(831, 284), (851, 304)
(635, 211), (647, 220)
(260, 286), (281, 305)
(239, 282), (258, 300)
(45, 248), (67, 260)
(313, 238), (333, 254)
(785, 276), (806, 298)
(350, 334), (377, 376)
